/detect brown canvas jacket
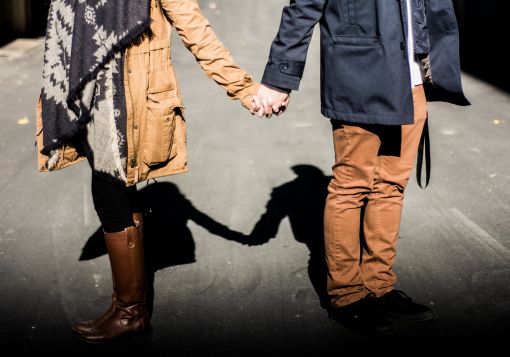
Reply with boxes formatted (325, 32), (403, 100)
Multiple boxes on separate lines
(36, 0), (258, 186)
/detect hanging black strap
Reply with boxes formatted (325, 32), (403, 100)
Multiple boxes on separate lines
(416, 116), (431, 188)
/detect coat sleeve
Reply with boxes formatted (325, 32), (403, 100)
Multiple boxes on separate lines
(424, 0), (470, 106)
(160, 0), (258, 109)
(261, 0), (327, 91)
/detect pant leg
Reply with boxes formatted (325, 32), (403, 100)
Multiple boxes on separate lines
(324, 122), (382, 307)
(91, 174), (137, 233)
(361, 85), (428, 296)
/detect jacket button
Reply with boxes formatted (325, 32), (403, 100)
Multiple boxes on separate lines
(134, 124), (138, 129)
(128, 69), (132, 74)
(130, 158), (136, 168)
(400, 42), (405, 50)
(280, 61), (289, 71)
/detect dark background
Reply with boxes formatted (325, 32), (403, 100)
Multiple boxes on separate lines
(0, 0), (50, 47)
(453, 0), (510, 93)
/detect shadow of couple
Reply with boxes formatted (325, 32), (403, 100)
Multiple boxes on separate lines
(79, 164), (332, 311)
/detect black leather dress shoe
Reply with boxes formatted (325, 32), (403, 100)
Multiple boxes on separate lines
(372, 290), (434, 322)
(328, 297), (397, 336)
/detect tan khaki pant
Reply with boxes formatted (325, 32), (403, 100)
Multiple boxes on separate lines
(324, 85), (427, 307)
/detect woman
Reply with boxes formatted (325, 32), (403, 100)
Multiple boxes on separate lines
(36, 0), (259, 343)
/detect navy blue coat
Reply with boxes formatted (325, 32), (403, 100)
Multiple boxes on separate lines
(262, 0), (470, 125)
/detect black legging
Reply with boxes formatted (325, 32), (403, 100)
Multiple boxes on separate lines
(91, 174), (141, 233)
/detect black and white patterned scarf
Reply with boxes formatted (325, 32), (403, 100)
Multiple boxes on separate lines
(41, 0), (150, 179)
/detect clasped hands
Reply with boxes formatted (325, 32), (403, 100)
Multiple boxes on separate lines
(250, 84), (290, 118)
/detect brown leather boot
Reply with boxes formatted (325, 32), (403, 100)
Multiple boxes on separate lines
(73, 214), (145, 335)
(72, 294), (117, 334)
(75, 222), (150, 343)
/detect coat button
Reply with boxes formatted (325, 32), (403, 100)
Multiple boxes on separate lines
(400, 42), (405, 50)
(130, 158), (136, 168)
(134, 124), (138, 129)
(280, 61), (289, 71)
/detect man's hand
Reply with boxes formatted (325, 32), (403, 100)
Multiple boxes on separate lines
(251, 84), (290, 118)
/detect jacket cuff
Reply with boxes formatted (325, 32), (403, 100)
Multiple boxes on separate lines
(261, 59), (305, 91)
(263, 83), (291, 94)
(237, 82), (260, 110)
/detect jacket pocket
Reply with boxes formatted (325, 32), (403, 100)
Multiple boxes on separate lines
(142, 97), (180, 166)
(332, 35), (381, 47)
(322, 39), (404, 118)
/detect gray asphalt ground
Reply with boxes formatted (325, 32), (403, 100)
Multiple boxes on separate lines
(1, 1), (509, 355)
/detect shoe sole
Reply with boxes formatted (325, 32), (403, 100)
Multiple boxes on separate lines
(379, 312), (435, 323)
(328, 315), (398, 337)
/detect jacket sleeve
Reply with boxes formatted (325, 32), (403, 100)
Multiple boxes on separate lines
(262, 0), (327, 91)
(424, 0), (470, 106)
(160, 0), (258, 109)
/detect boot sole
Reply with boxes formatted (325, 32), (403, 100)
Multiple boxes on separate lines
(76, 325), (152, 345)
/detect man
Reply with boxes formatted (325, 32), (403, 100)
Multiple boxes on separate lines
(255, 0), (469, 336)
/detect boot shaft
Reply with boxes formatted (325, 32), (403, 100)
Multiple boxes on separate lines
(104, 225), (146, 306)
